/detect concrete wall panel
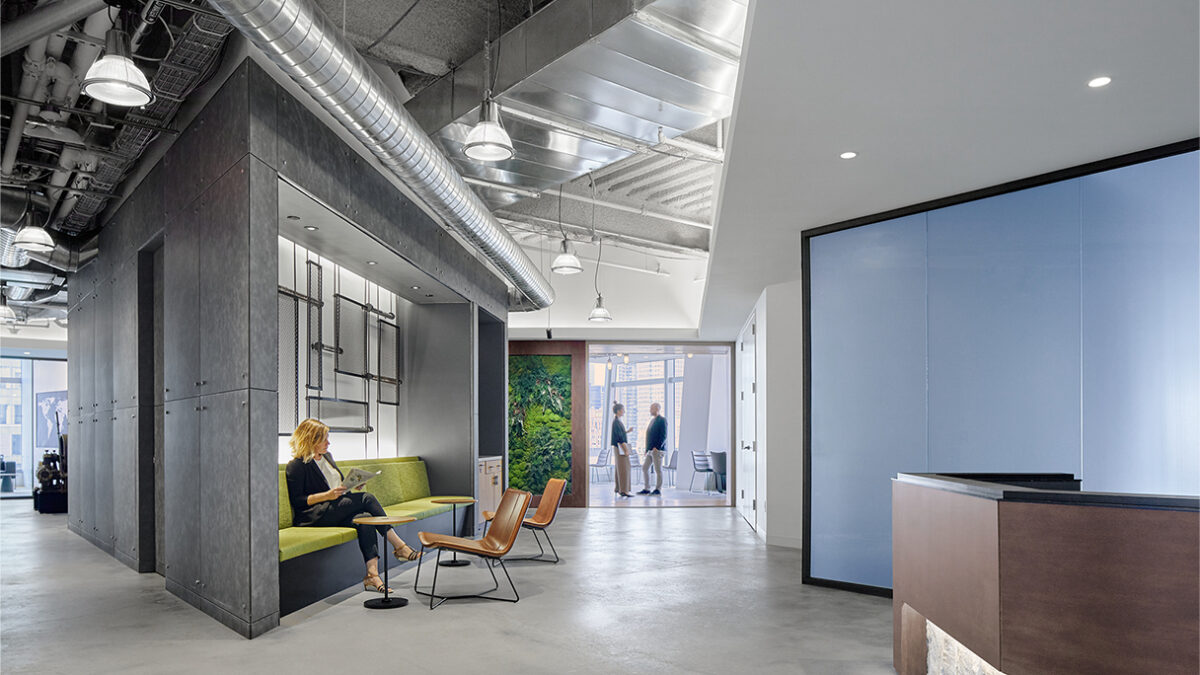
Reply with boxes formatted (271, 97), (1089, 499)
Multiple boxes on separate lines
(197, 160), (252, 395)
(200, 390), (250, 619)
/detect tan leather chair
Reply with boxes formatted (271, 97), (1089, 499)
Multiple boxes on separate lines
(483, 477), (566, 563)
(414, 488), (531, 609)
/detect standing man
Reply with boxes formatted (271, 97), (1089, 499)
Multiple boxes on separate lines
(638, 402), (667, 496)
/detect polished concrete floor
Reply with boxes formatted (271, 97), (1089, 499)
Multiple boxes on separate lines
(1, 500), (893, 674)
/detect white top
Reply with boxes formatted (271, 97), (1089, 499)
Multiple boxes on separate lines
(314, 456), (342, 491)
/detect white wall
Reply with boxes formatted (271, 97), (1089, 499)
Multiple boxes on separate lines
(508, 239), (708, 339)
(277, 237), (404, 463)
(749, 279), (806, 549)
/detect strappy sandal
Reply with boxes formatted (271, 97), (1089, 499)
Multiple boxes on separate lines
(393, 544), (422, 561)
(363, 574), (392, 594)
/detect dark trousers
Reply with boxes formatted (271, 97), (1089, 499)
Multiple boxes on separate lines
(312, 492), (390, 562)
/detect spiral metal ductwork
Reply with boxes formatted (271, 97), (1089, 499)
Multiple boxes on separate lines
(204, 0), (555, 310)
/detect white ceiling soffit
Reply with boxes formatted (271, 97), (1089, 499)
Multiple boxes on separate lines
(700, 0), (1200, 339)
(406, 0), (746, 211)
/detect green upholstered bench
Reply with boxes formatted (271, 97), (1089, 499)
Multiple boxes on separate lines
(278, 456), (462, 561)
(278, 456), (471, 616)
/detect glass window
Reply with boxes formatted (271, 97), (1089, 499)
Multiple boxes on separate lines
(0, 358), (67, 495)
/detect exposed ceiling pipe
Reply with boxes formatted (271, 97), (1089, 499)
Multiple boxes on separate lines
(497, 213), (708, 258)
(556, 190), (712, 230)
(656, 127), (725, 162)
(1, 0), (109, 57)
(205, 0), (554, 311)
(463, 174), (712, 230)
(1, 38), (49, 176)
(463, 176), (540, 200)
(6, 287), (61, 304)
(23, 234), (99, 272)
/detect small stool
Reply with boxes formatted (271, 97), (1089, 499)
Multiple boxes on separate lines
(430, 498), (477, 567)
(352, 515), (416, 610)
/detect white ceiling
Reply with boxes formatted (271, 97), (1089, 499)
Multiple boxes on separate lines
(700, 0), (1200, 339)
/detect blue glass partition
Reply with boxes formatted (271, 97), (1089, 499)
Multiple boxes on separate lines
(808, 150), (1199, 589)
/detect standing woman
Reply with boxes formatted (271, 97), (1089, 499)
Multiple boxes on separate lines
(611, 402), (633, 497)
(285, 418), (421, 594)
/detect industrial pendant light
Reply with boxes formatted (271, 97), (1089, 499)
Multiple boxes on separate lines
(550, 187), (581, 274)
(551, 239), (582, 274)
(13, 210), (55, 253)
(81, 21), (154, 108)
(587, 237), (612, 322)
(464, 7), (513, 162)
(464, 98), (514, 162)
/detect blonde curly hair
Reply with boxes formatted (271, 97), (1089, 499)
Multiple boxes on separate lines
(289, 418), (329, 462)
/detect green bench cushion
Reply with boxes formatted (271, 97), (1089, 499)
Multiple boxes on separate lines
(279, 457), (458, 561)
(383, 498), (457, 521)
(278, 456), (423, 530)
(279, 527), (356, 562)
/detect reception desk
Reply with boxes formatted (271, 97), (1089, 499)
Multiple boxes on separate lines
(893, 473), (1199, 674)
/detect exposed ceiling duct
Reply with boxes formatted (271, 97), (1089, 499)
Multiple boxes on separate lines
(406, 0), (745, 212)
(206, 0), (555, 310)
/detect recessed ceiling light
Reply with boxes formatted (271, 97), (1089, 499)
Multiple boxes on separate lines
(366, 261), (377, 266)
(286, 215), (301, 220)
(303, 225), (318, 231)
(839, 151), (858, 160)
(411, 285), (421, 290)
(1088, 76), (1112, 88)
(23, 351), (31, 355)
(424, 293), (434, 298)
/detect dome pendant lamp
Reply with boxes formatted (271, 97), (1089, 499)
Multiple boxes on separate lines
(82, 21), (154, 108)
(587, 237), (613, 322)
(550, 187), (581, 274)
(551, 239), (582, 274)
(464, 97), (514, 162)
(13, 210), (55, 254)
(464, 27), (513, 163)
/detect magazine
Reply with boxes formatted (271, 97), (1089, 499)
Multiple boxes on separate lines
(340, 468), (381, 491)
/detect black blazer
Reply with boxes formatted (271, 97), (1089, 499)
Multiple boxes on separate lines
(285, 454), (343, 527)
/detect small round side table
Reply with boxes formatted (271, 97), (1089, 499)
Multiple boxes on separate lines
(430, 497), (477, 567)
(352, 515), (416, 609)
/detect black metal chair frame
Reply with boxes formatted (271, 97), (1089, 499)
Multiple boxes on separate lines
(507, 525), (560, 563)
(413, 545), (519, 610)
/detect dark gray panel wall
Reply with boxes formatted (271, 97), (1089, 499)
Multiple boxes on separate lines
(94, 282), (114, 413)
(163, 399), (200, 587)
(399, 302), (475, 497)
(112, 411), (139, 563)
(200, 390), (250, 618)
(163, 202), (201, 401)
(198, 161), (253, 395)
(112, 259), (139, 407)
(477, 310), (507, 458)
(93, 414), (114, 550)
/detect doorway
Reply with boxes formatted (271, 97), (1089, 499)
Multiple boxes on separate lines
(586, 344), (732, 508)
(735, 315), (757, 530)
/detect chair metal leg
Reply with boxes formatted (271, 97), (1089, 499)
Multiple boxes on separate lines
(505, 526), (561, 563)
(413, 547), (516, 609)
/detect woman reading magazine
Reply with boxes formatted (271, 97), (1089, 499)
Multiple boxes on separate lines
(285, 418), (422, 593)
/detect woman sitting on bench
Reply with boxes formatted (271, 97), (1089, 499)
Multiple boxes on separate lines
(285, 418), (422, 594)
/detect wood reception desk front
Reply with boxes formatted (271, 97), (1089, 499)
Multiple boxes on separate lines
(892, 473), (1199, 675)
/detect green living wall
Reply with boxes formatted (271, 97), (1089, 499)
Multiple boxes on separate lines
(508, 354), (572, 495)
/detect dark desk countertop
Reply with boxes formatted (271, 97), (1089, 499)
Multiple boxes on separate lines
(894, 472), (1199, 512)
